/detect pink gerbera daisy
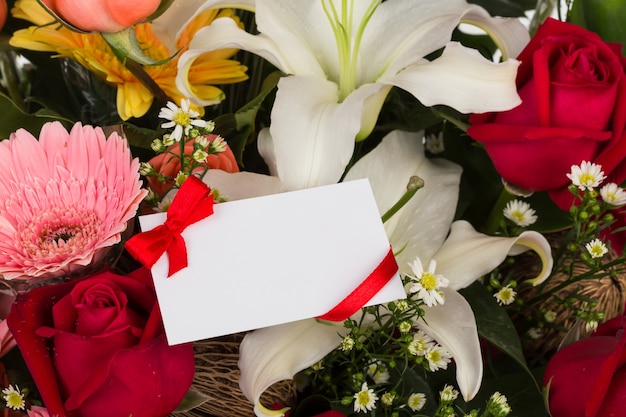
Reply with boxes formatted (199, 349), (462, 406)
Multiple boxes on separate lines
(0, 122), (147, 280)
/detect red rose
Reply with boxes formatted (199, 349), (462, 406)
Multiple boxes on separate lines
(543, 315), (626, 417)
(469, 18), (626, 209)
(6, 268), (195, 417)
(147, 134), (239, 198)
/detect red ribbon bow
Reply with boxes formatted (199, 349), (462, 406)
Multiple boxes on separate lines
(125, 176), (214, 277)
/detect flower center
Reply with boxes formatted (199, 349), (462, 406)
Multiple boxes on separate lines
(579, 173), (596, 186)
(356, 391), (372, 405)
(420, 272), (438, 291)
(322, 0), (381, 101)
(20, 206), (103, 262)
(173, 110), (192, 127)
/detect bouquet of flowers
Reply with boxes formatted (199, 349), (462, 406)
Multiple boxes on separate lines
(1, 0), (626, 416)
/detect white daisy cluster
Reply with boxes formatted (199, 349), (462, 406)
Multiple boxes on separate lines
(408, 329), (453, 372)
(568, 161), (626, 206)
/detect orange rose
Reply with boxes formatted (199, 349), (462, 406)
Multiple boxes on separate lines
(147, 134), (239, 198)
(41, 0), (160, 32)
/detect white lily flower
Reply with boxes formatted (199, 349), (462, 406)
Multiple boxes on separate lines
(177, 0), (529, 191)
(202, 131), (552, 416)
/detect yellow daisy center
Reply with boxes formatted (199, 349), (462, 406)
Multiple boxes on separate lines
(357, 391), (372, 405)
(420, 272), (438, 291)
(5, 392), (24, 409)
(173, 110), (192, 127)
(579, 173), (596, 186)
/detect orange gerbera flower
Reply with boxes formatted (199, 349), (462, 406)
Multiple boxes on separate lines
(10, 0), (248, 120)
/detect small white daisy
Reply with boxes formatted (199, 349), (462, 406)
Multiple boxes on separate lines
(487, 392), (511, 416)
(439, 384), (459, 402)
(407, 392), (427, 412)
(353, 382), (378, 413)
(544, 310), (557, 323)
(424, 132), (445, 154)
(503, 200), (538, 227)
(494, 285), (517, 306)
(407, 330), (435, 357)
(567, 161), (606, 191)
(407, 258), (449, 307)
(194, 135), (211, 149)
(159, 99), (208, 142)
(2, 385), (25, 411)
(366, 361), (390, 384)
(175, 171), (188, 186)
(139, 162), (154, 176)
(398, 320), (412, 334)
(381, 392), (396, 406)
(585, 238), (609, 259)
(586, 320), (599, 333)
(150, 138), (165, 153)
(209, 135), (228, 153)
(425, 345), (453, 372)
(340, 336), (355, 352)
(192, 149), (209, 163)
(310, 360), (324, 371)
(600, 182), (626, 206)
(527, 327), (543, 339)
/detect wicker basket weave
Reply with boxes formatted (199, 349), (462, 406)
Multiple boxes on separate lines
(172, 333), (297, 417)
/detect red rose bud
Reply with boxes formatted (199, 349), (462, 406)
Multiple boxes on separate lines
(6, 268), (195, 417)
(468, 18), (626, 210)
(543, 315), (626, 417)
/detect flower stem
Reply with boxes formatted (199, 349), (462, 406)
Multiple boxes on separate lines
(381, 176), (424, 223)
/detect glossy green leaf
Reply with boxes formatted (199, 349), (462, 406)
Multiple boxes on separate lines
(459, 282), (539, 390)
(234, 71), (281, 131)
(0, 93), (71, 138)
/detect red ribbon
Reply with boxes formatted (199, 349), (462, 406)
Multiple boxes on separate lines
(125, 176), (214, 277)
(316, 247), (398, 322)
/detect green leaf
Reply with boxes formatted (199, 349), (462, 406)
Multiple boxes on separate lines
(459, 282), (539, 390)
(568, 0), (626, 51)
(234, 71), (282, 131)
(102, 29), (175, 66)
(147, 0), (175, 21)
(173, 388), (210, 412)
(0, 92), (72, 138)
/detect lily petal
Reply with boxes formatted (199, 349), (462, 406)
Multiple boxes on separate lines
(150, 0), (213, 52)
(344, 130), (463, 274)
(361, 0), (528, 83)
(261, 76), (389, 190)
(416, 288), (483, 401)
(388, 42), (522, 114)
(459, 5), (530, 61)
(238, 319), (347, 417)
(177, 18), (293, 105)
(433, 220), (553, 290)
(202, 169), (281, 200)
